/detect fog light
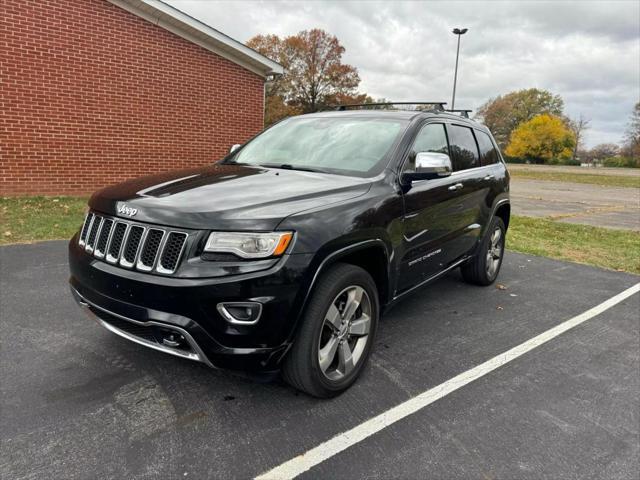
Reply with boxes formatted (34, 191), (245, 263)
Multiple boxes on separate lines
(217, 302), (262, 325)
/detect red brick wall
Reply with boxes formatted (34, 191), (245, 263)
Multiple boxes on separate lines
(1, 0), (265, 195)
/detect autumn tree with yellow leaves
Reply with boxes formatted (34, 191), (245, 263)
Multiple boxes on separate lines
(505, 114), (576, 163)
(476, 88), (564, 149)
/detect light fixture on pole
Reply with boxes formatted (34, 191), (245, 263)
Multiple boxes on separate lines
(451, 27), (468, 110)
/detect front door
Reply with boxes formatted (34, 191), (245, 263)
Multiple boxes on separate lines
(398, 121), (487, 292)
(398, 122), (466, 291)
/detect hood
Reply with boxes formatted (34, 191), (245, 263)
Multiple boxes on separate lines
(89, 163), (372, 230)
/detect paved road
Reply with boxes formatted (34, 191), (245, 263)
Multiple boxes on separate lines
(511, 179), (640, 230)
(508, 164), (640, 177)
(1, 241), (639, 479)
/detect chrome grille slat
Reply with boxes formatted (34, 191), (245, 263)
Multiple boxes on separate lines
(106, 222), (128, 264)
(78, 212), (189, 275)
(157, 232), (188, 274)
(81, 214), (95, 248)
(85, 216), (103, 253)
(94, 218), (114, 258)
(137, 229), (165, 271)
(120, 225), (145, 268)
(79, 212), (93, 246)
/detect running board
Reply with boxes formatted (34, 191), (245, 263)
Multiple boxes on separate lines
(391, 256), (470, 303)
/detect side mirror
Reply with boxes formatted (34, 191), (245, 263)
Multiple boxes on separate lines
(402, 152), (452, 183)
(229, 144), (241, 154)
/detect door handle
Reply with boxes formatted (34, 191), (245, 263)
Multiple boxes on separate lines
(448, 183), (464, 191)
(483, 174), (495, 181)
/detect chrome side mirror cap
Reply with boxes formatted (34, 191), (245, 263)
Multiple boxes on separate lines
(402, 152), (453, 184)
(229, 144), (241, 154)
(415, 152), (452, 178)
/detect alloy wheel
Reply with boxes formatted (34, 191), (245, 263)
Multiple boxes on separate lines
(486, 226), (503, 279)
(317, 285), (371, 381)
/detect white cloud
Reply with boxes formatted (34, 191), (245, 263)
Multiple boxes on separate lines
(167, 0), (640, 147)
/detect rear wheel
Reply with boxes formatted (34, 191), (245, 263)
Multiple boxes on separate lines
(283, 263), (379, 398)
(461, 216), (506, 286)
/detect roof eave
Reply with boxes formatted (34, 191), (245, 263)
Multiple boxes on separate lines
(108, 0), (284, 78)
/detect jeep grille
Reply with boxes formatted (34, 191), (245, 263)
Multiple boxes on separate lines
(79, 212), (189, 275)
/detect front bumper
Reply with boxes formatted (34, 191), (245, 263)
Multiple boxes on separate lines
(69, 236), (314, 372)
(72, 286), (215, 367)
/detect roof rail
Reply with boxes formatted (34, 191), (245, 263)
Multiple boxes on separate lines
(333, 102), (447, 112)
(445, 109), (472, 118)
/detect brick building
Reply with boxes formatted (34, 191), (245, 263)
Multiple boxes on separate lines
(1, 0), (283, 195)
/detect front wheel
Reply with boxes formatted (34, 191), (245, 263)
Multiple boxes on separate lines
(461, 216), (506, 286)
(283, 263), (379, 398)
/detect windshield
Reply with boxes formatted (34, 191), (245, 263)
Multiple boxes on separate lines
(228, 116), (408, 177)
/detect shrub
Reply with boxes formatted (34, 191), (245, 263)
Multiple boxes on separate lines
(602, 156), (639, 168)
(560, 158), (581, 166)
(503, 156), (527, 164)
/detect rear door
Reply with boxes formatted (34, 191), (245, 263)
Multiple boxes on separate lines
(441, 123), (487, 259)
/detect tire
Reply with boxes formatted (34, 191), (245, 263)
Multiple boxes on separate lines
(461, 216), (506, 286)
(283, 262), (379, 398)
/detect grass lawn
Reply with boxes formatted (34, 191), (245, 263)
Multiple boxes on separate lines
(509, 169), (640, 189)
(1, 196), (639, 275)
(508, 215), (640, 275)
(0, 196), (88, 245)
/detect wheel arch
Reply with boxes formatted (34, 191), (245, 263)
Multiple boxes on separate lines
(471, 198), (510, 258)
(329, 243), (391, 307)
(494, 201), (511, 231)
(288, 239), (391, 342)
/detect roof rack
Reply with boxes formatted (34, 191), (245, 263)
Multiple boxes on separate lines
(334, 102), (447, 112)
(445, 109), (472, 118)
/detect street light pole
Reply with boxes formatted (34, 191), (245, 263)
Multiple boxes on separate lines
(451, 27), (468, 110)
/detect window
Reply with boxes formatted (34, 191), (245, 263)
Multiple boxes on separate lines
(447, 125), (480, 171)
(404, 123), (449, 172)
(475, 130), (499, 166)
(231, 117), (408, 177)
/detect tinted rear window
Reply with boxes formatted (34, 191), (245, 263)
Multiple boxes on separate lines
(475, 130), (499, 166)
(448, 125), (480, 171)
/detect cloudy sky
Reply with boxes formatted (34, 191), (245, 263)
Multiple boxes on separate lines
(167, 0), (639, 148)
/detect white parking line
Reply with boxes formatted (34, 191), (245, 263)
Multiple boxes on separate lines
(256, 282), (640, 480)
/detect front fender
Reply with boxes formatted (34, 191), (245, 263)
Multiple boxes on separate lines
(284, 237), (391, 344)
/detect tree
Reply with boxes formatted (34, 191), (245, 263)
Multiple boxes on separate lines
(248, 29), (363, 125)
(246, 34), (301, 125)
(364, 97), (399, 110)
(567, 114), (590, 161)
(587, 143), (621, 162)
(623, 102), (640, 160)
(476, 88), (564, 149)
(323, 92), (372, 107)
(505, 114), (576, 163)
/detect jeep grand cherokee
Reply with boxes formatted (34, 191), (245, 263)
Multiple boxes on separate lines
(69, 104), (510, 398)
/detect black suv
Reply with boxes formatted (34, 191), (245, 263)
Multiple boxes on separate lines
(69, 105), (510, 398)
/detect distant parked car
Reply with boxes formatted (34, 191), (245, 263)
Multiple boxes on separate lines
(69, 103), (510, 397)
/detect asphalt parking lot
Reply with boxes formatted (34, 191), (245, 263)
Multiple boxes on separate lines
(1, 241), (639, 480)
(511, 179), (640, 231)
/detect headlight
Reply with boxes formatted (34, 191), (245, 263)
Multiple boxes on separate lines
(204, 231), (293, 258)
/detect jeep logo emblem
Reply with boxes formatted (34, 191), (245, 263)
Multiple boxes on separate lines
(118, 204), (138, 217)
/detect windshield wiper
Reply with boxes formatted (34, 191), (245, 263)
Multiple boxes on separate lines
(258, 163), (328, 173)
